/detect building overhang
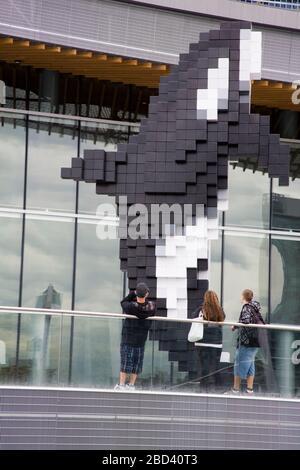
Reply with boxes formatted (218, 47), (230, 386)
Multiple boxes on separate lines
(1, 36), (300, 112)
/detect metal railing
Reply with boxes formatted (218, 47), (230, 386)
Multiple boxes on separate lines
(0, 305), (300, 331)
(0, 106), (141, 129)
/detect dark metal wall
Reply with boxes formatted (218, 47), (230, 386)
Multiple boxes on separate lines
(0, 387), (299, 449)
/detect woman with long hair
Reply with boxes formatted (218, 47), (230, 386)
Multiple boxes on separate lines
(193, 290), (225, 393)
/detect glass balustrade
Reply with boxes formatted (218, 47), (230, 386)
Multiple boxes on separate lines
(0, 307), (299, 398)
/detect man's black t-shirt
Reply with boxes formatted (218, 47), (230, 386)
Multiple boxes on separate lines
(120, 292), (156, 347)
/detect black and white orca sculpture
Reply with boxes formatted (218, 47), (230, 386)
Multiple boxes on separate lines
(62, 20), (290, 374)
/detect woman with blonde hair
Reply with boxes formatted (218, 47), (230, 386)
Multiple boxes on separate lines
(193, 290), (225, 393)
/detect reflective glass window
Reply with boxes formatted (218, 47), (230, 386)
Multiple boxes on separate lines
(27, 117), (77, 212)
(272, 177), (300, 232)
(0, 214), (22, 305)
(226, 164), (270, 229)
(0, 113), (26, 208)
(210, 234), (222, 299)
(0, 312), (18, 384)
(270, 235), (300, 324)
(17, 312), (63, 386)
(75, 219), (122, 312)
(270, 236), (300, 397)
(70, 316), (122, 388)
(222, 232), (269, 364)
(78, 121), (131, 216)
(22, 217), (74, 309)
(223, 232), (269, 319)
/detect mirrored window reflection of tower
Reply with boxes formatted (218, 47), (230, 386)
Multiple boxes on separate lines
(28, 284), (61, 385)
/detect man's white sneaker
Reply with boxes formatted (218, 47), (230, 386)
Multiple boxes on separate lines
(125, 384), (136, 391)
(114, 384), (126, 391)
(224, 388), (240, 395)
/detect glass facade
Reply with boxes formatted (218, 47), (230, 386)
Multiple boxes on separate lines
(0, 106), (300, 395)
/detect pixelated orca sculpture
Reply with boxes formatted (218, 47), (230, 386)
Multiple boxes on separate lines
(62, 21), (290, 377)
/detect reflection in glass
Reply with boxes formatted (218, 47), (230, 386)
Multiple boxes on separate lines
(0, 114), (26, 208)
(0, 313), (18, 384)
(17, 312), (62, 385)
(223, 232), (269, 320)
(272, 177), (300, 232)
(75, 220), (122, 312)
(27, 117), (77, 212)
(270, 235), (300, 396)
(22, 217), (74, 309)
(151, 321), (189, 391)
(70, 316), (122, 388)
(271, 236), (300, 325)
(222, 232), (269, 366)
(0, 215), (22, 305)
(78, 121), (130, 215)
(226, 165), (270, 229)
(210, 233), (222, 299)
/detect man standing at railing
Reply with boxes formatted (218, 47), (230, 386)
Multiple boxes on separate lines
(114, 282), (156, 391)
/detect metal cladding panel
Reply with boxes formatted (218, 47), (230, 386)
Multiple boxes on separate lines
(0, 387), (300, 449)
(259, 26), (300, 82)
(1, 0), (300, 80)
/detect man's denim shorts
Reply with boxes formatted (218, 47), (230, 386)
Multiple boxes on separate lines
(234, 346), (258, 379)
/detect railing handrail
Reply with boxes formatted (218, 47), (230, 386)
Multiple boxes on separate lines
(0, 305), (299, 332)
(0, 106), (141, 129)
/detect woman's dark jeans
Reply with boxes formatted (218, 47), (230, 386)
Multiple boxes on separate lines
(197, 346), (222, 393)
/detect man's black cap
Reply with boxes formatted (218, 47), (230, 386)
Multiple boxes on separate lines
(136, 282), (149, 298)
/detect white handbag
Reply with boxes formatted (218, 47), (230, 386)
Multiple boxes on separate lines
(188, 311), (204, 342)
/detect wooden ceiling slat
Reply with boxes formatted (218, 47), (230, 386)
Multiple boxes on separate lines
(14, 40), (30, 47)
(31, 43), (46, 50)
(1, 36), (299, 104)
(61, 48), (77, 56)
(108, 56), (123, 63)
(124, 59), (138, 66)
(46, 46), (61, 53)
(78, 51), (93, 58)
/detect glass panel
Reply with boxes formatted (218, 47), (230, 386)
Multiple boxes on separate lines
(270, 235), (300, 325)
(27, 117), (77, 212)
(78, 120), (130, 216)
(75, 219), (122, 312)
(70, 316), (123, 388)
(57, 315), (72, 386)
(272, 177), (300, 232)
(233, 325), (300, 398)
(22, 217), (74, 309)
(222, 232), (269, 365)
(223, 232), (269, 320)
(0, 214), (22, 306)
(210, 233), (222, 299)
(0, 312), (18, 384)
(226, 164), (270, 229)
(152, 320), (190, 392)
(0, 309), (299, 398)
(17, 312), (62, 386)
(0, 113), (26, 208)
